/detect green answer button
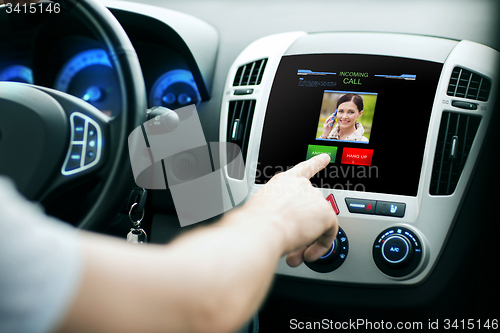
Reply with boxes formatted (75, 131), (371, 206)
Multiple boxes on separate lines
(306, 145), (337, 163)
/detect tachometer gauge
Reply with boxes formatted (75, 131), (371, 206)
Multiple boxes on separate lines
(0, 65), (33, 84)
(149, 69), (200, 109)
(54, 49), (120, 117)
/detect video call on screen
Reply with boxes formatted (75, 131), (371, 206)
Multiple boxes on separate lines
(256, 54), (443, 196)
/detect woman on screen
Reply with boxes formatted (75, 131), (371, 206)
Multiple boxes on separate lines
(319, 93), (369, 142)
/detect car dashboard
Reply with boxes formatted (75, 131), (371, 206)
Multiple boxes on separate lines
(1, 0), (499, 329)
(221, 31), (499, 287)
(0, 1), (217, 117)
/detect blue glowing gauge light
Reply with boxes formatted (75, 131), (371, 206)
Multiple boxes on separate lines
(0, 65), (34, 84)
(149, 69), (201, 109)
(54, 49), (120, 117)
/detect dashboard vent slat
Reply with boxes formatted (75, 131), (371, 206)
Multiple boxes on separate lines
(447, 67), (491, 102)
(227, 100), (256, 179)
(233, 59), (268, 86)
(430, 112), (481, 195)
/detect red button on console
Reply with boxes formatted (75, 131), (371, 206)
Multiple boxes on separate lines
(341, 147), (374, 166)
(326, 194), (340, 215)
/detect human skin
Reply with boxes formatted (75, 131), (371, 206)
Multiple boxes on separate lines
(57, 154), (338, 333)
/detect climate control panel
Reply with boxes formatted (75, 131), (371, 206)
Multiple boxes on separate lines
(372, 227), (423, 278)
(302, 196), (424, 279)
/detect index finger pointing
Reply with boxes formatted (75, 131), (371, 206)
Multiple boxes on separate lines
(287, 153), (331, 179)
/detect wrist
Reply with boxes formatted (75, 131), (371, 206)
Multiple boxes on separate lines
(223, 205), (289, 256)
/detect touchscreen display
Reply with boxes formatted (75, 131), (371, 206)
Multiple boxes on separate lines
(255, 54), (442, 196)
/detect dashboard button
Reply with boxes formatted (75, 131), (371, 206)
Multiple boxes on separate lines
(382, 235), (411, 265)
(341, 147), (374, 166)
(373, 227), (423, 278)
(316, 238), (340, 264)
(306, 145), (337, 163)
(375, 201), (405, 217)
(326, 194), (339, 214)
(321, 240), (336, 258)
(305, 226), (349, 273)
(345, 198), (376, 214)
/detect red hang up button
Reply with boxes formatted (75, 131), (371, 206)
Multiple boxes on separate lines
(341, 147), (374, 166)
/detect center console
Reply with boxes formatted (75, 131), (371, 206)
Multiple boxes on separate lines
(220, 32), (499, 285)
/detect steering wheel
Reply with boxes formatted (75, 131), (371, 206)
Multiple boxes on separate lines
(0, 0), (146, 230)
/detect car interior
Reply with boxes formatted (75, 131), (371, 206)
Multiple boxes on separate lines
(0, 0), (499, 331)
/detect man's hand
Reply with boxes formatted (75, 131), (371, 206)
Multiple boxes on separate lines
(242, 153), (338, 267)
(56, 153), (338, 333)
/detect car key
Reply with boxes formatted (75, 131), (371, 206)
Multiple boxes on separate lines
(126, 203), (147, 244)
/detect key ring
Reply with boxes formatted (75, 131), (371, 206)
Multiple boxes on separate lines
(129, 202), (145, 228)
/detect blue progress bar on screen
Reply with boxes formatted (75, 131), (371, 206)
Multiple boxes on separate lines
(298, 69), (337, 76)
(374, 74), (416, 80)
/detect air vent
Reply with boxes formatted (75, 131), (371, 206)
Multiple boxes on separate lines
(447, 67), (491, 101)
(430, 112), (481, 195)
(233, 59), (268, 86)
(227, 100), (256, 179)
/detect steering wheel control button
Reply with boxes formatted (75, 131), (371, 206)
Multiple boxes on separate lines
(62, 112), (103, 176)
(66, 145), (83, 171)
(305, 227), (349, 273)
(88, 123), (97, 139)
(73, 116), (85, 141)
(85, 147), (97, 165)
(345, 198), (376, 215)
(375, 201), (405, 218)
(373, 227), (423, 278)
(326, 194), (340, 215)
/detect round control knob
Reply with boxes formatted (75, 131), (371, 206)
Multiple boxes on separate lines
(381, 234), (413, 267)
(373, 227), (423, 278)
(305, 226), (348, 273)
(315, 238), (340, 264)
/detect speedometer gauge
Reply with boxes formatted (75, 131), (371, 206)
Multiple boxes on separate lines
(0, 65), (33, 84)
(54, 49), (120, 117)
(149, 69), (200, 109)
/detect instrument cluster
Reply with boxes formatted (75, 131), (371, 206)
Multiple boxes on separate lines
(0, 27), (201, 118)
